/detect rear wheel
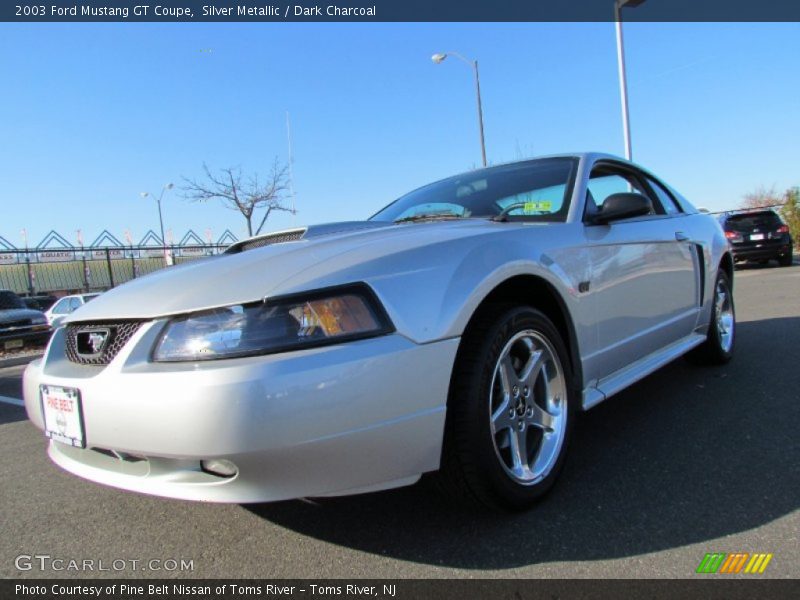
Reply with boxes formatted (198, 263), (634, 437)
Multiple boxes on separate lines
(438, 305), (576, 510)
(686, 270), (735, 365)
(778, 248), (793, 267)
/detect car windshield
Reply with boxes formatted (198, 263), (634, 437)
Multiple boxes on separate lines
(370, 158), (578, 223)
(0, 291), (25, 310)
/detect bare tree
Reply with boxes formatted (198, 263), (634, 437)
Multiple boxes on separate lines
(741, 185), (782, 210)
(182, 159), (292, 237)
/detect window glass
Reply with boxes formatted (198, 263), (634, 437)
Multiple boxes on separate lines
(69, 297), (82, 311)
(51, 298), (71, 314)
(394, 202), (471, 222)
(726, 212), (781, 231)
(586, 173), (651, 213)
(495, 183), (570, 218)
(647, 178), (682, 215)
(371, 158), (577, 223)
(0, 291), (25, 310)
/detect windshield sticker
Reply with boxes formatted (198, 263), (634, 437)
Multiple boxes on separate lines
(523, 201), (552, 214)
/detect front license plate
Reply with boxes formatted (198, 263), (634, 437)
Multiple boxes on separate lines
(4, 339), (23, 350)
(40, 385), (85, 448)
(750, 233), (765, 241)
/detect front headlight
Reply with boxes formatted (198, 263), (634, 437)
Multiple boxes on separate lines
(152, 284), (394, 362)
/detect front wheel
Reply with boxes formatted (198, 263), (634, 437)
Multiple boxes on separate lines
(686, 270), (735, 365)
(438, 305), (576, 510)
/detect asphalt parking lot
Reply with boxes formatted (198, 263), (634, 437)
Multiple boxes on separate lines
(1, 263), (798, 580)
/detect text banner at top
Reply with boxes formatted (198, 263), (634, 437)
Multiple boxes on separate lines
(4, 0), (800, 22)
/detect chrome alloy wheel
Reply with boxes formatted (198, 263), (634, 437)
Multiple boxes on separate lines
(489, 330), (567, 485)
(715, 279), (735, 353)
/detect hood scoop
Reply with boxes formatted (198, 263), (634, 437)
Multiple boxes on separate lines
(226, 229), (307, 254)
(224, 221), (392, 254)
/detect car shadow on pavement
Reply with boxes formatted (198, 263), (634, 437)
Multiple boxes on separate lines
(246, 317), (799, 569)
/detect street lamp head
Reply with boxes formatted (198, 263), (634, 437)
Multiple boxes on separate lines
(164, 183), (174, 190)
(431, 53), (448, 64)
(618, 0), (647, 7)
(140, 192), (149, 199)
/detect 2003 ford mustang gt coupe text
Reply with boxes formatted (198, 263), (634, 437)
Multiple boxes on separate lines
(24, 153), (735, 509)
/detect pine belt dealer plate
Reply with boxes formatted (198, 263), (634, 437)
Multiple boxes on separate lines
(40, 384), (85, 448)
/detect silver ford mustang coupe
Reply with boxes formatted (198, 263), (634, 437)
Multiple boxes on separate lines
(24, 153), (735, 509)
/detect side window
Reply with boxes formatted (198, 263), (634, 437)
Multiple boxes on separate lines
(51, 298), (71, 314)
(645, 177), (682, 215)
(69, 297), (82, 311)
(585, 169), (658, 217)
(585, 165), (674, 220)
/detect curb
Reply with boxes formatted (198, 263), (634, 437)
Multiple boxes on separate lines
(0, 353), (43, 369)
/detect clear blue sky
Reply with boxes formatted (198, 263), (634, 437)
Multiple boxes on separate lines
(1, 22), (798, 248)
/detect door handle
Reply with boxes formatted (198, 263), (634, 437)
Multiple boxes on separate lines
(675, 231), (689, 242)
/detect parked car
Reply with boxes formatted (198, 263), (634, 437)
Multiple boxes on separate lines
(0, 290), (51, 351)
(44, 293), (102, 327)
(719, 209), (794, 266)
(23, 295), (58, 312)
(23, 153), (734, 509)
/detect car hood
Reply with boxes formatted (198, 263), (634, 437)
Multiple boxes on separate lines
(68, 219), (507, 322)
(0, 308), (47, 324)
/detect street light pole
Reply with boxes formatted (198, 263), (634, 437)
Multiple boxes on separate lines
(614, 0), (646, 161)
(140, 183), (174, 264)
(432, 52), (488, 167)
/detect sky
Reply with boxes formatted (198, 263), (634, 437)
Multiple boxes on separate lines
(1, 22), (798, 248)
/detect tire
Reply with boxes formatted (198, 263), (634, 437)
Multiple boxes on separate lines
(438, 305), (577, 510)
(778, 249), (793, 267)
(686, 270), (735, 365)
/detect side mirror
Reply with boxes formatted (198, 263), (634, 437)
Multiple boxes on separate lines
(590, 192), (653, 225)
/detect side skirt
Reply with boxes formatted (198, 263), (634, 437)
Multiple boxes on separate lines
(581, 333), (706, 410)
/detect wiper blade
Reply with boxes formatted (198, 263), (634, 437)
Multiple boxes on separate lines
(394, 213), (465, 224)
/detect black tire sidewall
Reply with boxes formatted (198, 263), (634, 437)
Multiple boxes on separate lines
(451, 306), (577, 509)
(708, 271), (736, 362)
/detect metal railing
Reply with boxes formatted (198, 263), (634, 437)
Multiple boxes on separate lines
(0, 245), (228, 296)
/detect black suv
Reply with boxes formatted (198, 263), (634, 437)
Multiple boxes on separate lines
(720, 210), (794, 267)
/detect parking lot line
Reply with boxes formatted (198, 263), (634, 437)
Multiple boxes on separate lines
(0, 395), (24, 407)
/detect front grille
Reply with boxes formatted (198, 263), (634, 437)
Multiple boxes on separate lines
(2, 319), (32, 329)
(65, 321), (143, 365)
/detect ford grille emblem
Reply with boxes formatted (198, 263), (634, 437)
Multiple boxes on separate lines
(77, 328), (111, 356)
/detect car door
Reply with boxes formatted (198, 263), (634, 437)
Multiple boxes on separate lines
(582, 162), (700, 381)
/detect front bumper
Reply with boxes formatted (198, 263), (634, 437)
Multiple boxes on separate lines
(24, 323), (459, 503)
(0, 326), (51, 346)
